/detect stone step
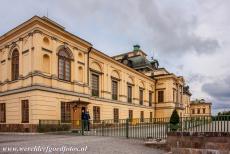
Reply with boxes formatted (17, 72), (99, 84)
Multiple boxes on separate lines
(171, 148), (229, 154)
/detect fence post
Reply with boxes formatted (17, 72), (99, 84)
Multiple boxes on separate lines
(126, 119), (129, 138)
(102, 121), (105, 136)
(81, 120), (84, 135)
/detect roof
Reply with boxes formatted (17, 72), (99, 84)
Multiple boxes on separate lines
(112, 50), (147, 59)
(128, 56), (152, 68)
(0, 16), (92, 47)
(190, 99), (212, 105)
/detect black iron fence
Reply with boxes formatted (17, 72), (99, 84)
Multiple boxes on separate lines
(38, 115), (230, 139)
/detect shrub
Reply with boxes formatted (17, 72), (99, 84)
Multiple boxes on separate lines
(170, 109), (180, 131)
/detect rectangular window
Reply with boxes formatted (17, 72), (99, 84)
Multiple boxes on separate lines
(158, 91), (164, 103)
(149, 92), (153, 106)
(61, 102), (71, 123)
(128, 110), (133, 122)
(127, 85), (132, 103)
(203, 108), (206, 114)
(197, 109), (200, 114)
(91, 74), (99, 97)
(21, 100), (29, 123)
(150, 112), (153, 122)
(139, 89), (144, 105)
(93, 106), (100, 123)
(112, 80), (118, 100)
(0, 103), (6, 123)
(140, 111), (144, 122)
(113, 108), (119, 123)
(192, 109), (195, 114)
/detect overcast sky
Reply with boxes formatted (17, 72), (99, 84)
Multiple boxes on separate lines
(1, 0), (229, 114)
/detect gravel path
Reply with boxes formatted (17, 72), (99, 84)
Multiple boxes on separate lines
(0, 134), (165, 154)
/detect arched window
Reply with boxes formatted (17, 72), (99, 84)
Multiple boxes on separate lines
(11, 49), (19, 81)
(58, 49), (71, 81)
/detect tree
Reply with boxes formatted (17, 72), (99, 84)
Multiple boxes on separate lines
(170, 109), (180, 131)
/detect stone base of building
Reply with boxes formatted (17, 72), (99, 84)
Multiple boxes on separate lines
(0, 124), (38, 132)
(167, 132), (230, 154)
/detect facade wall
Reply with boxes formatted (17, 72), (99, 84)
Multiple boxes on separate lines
(154, 76), (185, 118)
(190, 103), (211, 116)
(0, 17), (155, 128)
(0, 16), (202, 132)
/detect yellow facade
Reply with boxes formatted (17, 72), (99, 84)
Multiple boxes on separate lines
(0, 16), (208, 131)
(190, 99), (212, 117)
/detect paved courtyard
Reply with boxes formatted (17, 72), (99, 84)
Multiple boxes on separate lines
(0, 134), (165, 154)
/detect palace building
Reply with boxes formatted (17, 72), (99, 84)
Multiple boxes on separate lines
(190, 99), (212, 117)
(0, 16), (204, 132)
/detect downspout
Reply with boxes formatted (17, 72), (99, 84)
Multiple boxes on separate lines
(87, 47), (93, 85)
(154, 78), (157, 118)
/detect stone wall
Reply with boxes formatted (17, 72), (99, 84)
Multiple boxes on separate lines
(0, 124), (38, 132)
(167, 132), (230, 154)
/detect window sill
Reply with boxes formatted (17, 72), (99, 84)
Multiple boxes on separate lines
(57, 78), (72, 83)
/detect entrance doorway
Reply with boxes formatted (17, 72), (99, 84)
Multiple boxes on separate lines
(71, 104), (87, 129)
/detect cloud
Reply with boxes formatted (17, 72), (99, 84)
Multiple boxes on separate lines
(0, 0), (229, 113)
(138, 0), (220, 56)
(202, 76), (230, 101)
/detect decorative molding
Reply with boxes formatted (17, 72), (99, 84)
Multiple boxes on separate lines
(28, 32), (33, 36)
(156, 88), (166, 90)
(51, 36), (57, 41)
(90, 68), (103, 75)
(22, 49), (29, 54)
(64, 42), (69, 48)
(1, 60), (6, 63)
(127, 82), (134, 86)
(101, 91), (111, 94)
(19, 38), (23, 41)
(42, 47), (52, 53)
(33, 29), (43, 34)
(139, 87), (145, 90)
(111, 76), (121, 81)
(77, 61), (85, 65)
(119, 95), (127, 98)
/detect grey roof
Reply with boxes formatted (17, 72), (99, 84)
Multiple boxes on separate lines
(129, 56), (153, 69)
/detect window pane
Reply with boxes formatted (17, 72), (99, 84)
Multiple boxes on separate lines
(158, 91), (164, 103)
(127, 85), (132, 103)
(113, 108), (119, 123)
(58, 49), (71, 81)
(21, 100), (29, 123)
(58, 58), (64, 79)
(61, 102), (71, 123)
(0, 103), (6, 123)
(139, 89), (143, 105)
(129, 110), (133, 122)
(150, 112), (153, 122)
(65, 60), (70, 81)
(149, 92), (152, 106)
(11, 50), (19, 81)
(93, 106), (100, 123)
(140, 111), (144, 122)
(91, 74), (99, 97)
(112, 80), (118, 100)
